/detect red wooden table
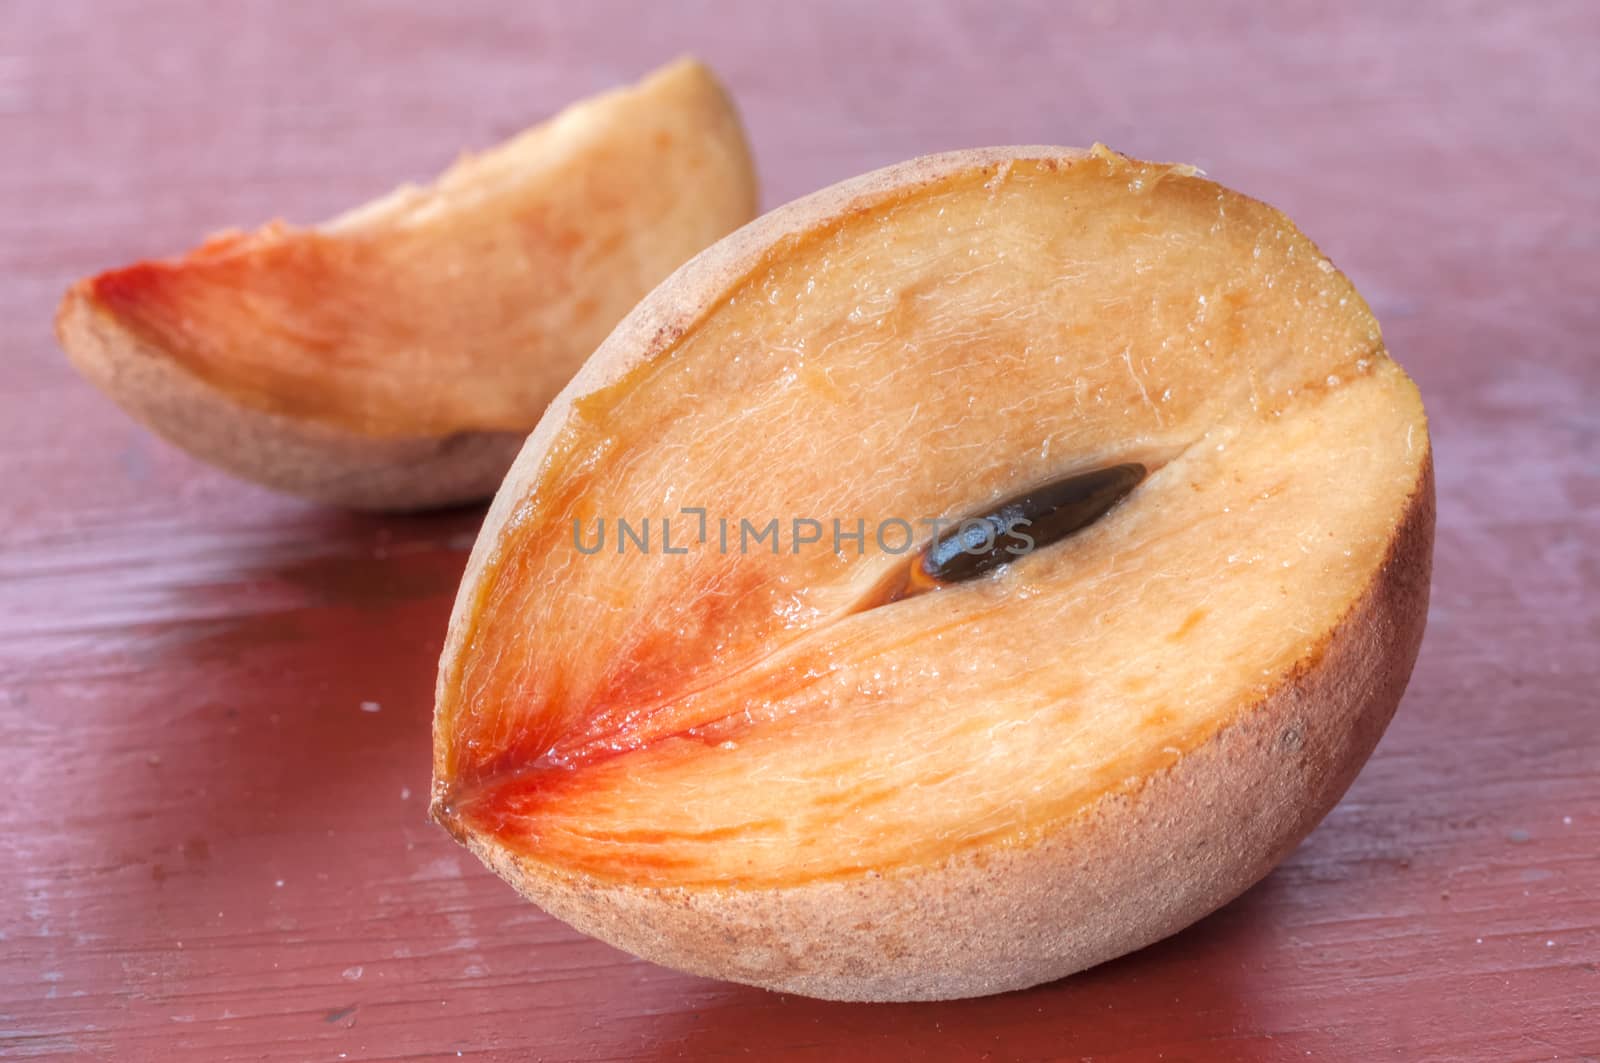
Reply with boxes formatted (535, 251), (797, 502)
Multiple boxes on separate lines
(4, 3), (1596, 1059)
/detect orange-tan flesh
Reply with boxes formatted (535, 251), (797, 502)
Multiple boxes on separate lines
(435, 151), (1427, 888)
(61, 57), (756, 438)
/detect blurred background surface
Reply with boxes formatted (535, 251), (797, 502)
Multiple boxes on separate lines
(2, 2), (1596, 1059)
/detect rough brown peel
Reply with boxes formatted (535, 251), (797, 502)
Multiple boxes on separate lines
(431, 146), (1434, 1000)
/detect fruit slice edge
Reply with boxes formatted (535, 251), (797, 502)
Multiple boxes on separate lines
(56, 57), (758, 438)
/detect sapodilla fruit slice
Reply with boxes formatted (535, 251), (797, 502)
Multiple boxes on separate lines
(431, 146), (1433, 1001)
(54, 58), (757, 510)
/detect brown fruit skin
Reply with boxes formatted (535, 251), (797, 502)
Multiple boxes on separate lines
(433, 148), (1434, 1000)
(54, 294), (525, 510)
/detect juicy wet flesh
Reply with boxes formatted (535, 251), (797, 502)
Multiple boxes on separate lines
(436, 155), (1429, 887)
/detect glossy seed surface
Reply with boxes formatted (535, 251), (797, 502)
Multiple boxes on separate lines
(920, 462), (1147, 586)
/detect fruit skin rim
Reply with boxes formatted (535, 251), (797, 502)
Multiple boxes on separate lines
(55, 289), (526, 511)
(429, 145), (1434, 999)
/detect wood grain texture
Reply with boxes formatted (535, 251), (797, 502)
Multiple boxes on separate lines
(2, 1), (1595, 1059)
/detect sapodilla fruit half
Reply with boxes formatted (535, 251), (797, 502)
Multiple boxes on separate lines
(54, 58), (757, 510)
(432, 145), (1433, 1001)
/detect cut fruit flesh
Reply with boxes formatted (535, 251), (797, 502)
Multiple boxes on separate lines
(432, 147), (1432, 996)
(54, 57), (757, 508)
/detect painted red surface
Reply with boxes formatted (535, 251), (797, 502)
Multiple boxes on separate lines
(3, 2), (1596, 1059)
